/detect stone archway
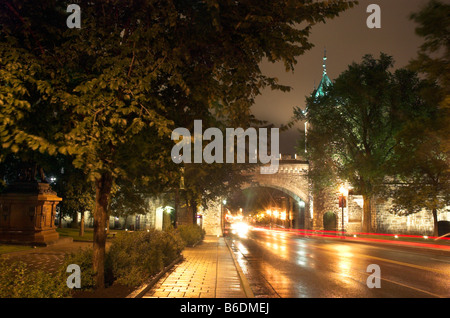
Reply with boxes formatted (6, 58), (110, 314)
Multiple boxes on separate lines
(199, 161), (313, 235)
(244, 161), (312, 228)
(240, 184), (307, 229)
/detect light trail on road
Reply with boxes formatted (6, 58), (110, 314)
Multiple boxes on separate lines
(227, 228), (450, 298)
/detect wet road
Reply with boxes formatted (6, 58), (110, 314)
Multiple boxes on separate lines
(227, 228), (450, 298)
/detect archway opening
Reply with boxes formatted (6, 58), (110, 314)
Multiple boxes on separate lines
(323, 211), (337, 231)
(227, 186), (306, 229)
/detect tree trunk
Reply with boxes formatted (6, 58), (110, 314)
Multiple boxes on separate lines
(93, 172), (113, 289)
(59, 208), (63, 228)
(192, 201), (197, 225)
(362, 194), (372, 233)
(72, 211), (79, 228)
(174, 189), (179, 229)
(106, 199), (112, 234)
(79, 211), (85, 237)
(432, 208), (439, 237)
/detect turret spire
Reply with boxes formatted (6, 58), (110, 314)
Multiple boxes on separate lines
(314, 48), (332, 99)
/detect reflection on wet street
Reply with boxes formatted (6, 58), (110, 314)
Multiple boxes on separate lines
(227, 228), (450, 298)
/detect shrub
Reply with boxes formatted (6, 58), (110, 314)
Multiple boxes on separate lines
(107, 229), (184, 287)
(58, 248), (97, 290)
(0, 258), (70, 298)
(177, 224), (206, 247)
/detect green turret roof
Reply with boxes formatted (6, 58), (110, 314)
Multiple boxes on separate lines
(313, 50), (332, 99)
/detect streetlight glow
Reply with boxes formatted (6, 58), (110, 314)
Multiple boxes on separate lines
(339, 185), (348, 196)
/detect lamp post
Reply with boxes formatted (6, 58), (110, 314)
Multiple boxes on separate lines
(339, 186), (348, 237)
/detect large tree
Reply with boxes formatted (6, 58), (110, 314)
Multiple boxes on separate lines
(298, 54), (436, 232)
(386, 0), (450, 236)
(388, 121), (449, 236)
(0, 0), (356, 288)
(409, 0), (449, 153)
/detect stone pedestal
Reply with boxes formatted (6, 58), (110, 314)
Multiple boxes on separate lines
(0, 182), (62, 245)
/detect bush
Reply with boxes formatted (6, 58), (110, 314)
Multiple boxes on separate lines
(58, 248), (97, 290)
(0, 228), (187, 297)
(0, 258), (70, 298)
(107, 229), (184, 287)
(177, 224), (206, 247)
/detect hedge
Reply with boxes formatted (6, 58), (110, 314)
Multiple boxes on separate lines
(0, 228), (185, 297)
(176, 224), (206, 247)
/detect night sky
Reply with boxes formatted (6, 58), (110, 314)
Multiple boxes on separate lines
(252, 0), (434, 155)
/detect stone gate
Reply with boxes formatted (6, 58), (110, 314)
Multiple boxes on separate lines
(198, 156), (450, 236)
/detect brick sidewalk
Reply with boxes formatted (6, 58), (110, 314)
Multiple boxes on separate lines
(143, 235), (248, 298)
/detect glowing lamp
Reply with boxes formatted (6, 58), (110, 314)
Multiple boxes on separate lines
(339, 185), (348, 196)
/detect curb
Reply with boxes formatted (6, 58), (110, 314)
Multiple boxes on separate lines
(126, 254), (184, 298)
(223, 237), (255, 298)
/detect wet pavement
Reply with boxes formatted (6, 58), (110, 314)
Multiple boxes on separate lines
(143, 235), (249, 298)
(228, 228), (450, 298)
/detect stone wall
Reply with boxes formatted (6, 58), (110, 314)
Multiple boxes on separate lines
(311, 187), (338, 230)
(310, 184), (450, 235)
(198, 200), (222, 236)
(375, 198), (450, 235)
(311, 186), (365, 233)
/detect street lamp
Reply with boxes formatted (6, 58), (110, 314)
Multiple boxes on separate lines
(338, 186), (348, 236)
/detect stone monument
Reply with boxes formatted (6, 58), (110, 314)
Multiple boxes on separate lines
(0, 164), (62, 245)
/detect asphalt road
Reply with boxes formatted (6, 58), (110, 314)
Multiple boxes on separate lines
(227, 228), (450, 298)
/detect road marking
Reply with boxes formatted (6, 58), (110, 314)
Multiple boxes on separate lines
(361, 254), (449, 275)
(361, 271), (445, 298)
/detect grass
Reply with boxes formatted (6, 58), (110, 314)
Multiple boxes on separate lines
(56, 227), (126, 242)
(56, 227), (94, 242)
(0, 244), (34, 255)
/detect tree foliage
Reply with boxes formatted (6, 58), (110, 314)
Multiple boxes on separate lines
(409, 0), (449, 154)
(47, 157), (95, 221)
(299, 54), (437, 232)
(110, 178), (149, 222)
(0, 0), (357, 287)
(385, 0), (450, 236)
(388, 121), (449, 233)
